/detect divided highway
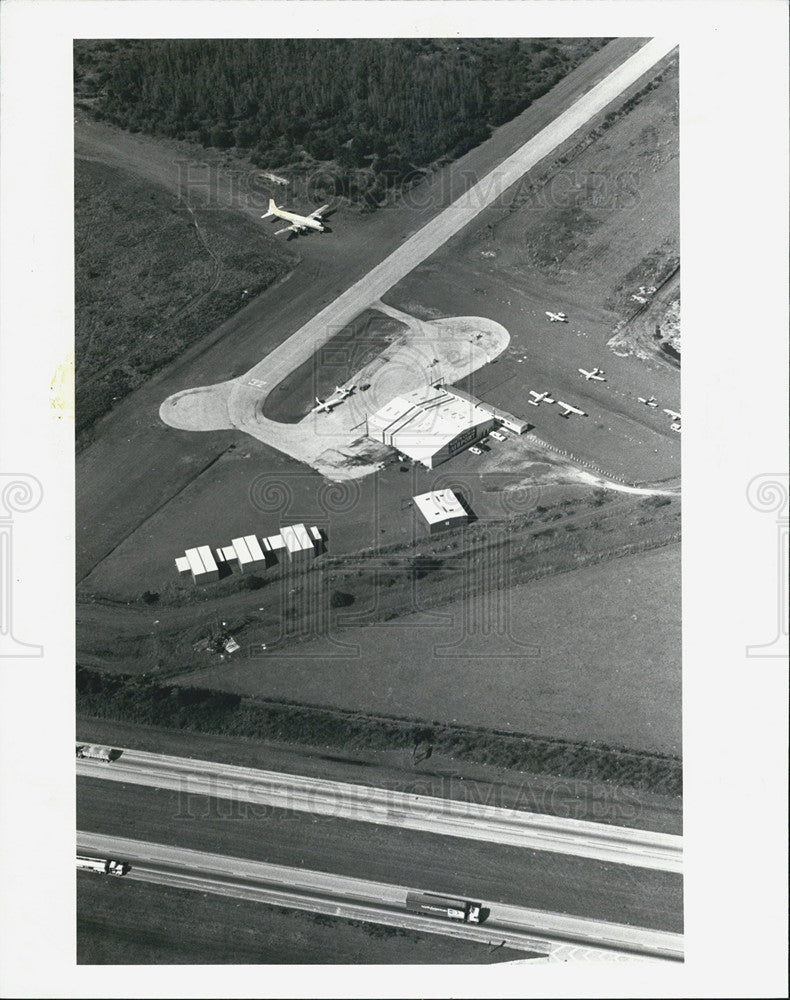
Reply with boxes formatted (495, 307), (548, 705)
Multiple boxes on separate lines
(77, 748), (682, 873)
(77, 832), (683, 962)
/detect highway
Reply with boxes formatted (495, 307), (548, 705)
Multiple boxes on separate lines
(159, 37), (678, 477)
(77, 747), (682, 873)
(77, 831), (683, 962)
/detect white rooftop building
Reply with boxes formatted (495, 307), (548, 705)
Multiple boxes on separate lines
(182, 546), (220, 584)
(281, 523), (314, 563)
(231, 535), (268, 573)
(413, 489), (470, 533)
(367, 385), (495, 468)
(175, 523), (326, 583)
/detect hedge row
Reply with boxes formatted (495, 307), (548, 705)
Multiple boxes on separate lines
(76, 666), (681, 795)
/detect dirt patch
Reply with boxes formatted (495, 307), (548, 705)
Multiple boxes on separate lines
(609, 268), (680, 365)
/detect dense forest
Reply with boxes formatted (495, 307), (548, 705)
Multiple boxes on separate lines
(74, 38), (608, 204)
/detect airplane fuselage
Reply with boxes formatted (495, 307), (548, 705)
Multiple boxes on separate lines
(271, 206), (324, 231)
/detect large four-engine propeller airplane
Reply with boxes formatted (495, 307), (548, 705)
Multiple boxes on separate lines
(528, 390), (555, 406)
(545, 310), (568, 323)
(262, 199), (329, 236)
(556, 400), (587, 418)
(578, 367), (606, 381)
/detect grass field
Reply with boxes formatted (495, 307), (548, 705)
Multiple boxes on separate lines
(75, 158), (296, 437)
(155, 542), (680, 756)
(78, 874), (527, 964)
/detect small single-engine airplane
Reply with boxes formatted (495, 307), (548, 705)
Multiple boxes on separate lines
(262, 199), (329, 236)
(663, 408), (681, 431)
(528, 390), (555, 406)
(311, 384), (355, 414)
(556, 400), (587, 418)
(545, 310), (568, 323)
(312, 395), (341, 414)
(638, 396), (659, 407)
(578, 367), (606, 381)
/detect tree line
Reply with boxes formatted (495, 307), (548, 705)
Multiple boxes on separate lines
(75, 38), (608, 200)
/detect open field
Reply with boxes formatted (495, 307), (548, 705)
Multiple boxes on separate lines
(78, 872), (526, 964)
(163, 544), (680, 756)
(75, 158), (296, 438)
(77, 536), (680, 759)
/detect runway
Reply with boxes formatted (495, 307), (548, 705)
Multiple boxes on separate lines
(77, 747), (682, 873)
(77, 831), (683, 962)
(159, 38), (678, 478)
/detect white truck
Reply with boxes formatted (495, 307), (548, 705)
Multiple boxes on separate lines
(405, 891), (482, 923)
(76, 855), (128, 877)
(75, 744), (114, 762)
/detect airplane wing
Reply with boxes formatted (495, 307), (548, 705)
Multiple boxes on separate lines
(529, 391), (539, 399)
(308, 204), (329, 220)
(275, 224), (300, 235)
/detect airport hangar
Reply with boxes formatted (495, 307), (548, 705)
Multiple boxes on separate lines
(366, 384), (527, 469)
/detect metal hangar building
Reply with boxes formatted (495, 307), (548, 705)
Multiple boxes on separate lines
(366, 385), (496, 469)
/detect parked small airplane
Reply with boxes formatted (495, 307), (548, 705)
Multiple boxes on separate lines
(334, 384), (355, 399)
(578, 367), (606, 381)
(638, 396), (659, 407)
(556, 400), (587, 418)
(312, 395), (341, 414)
(545, 311), (568, 323)
(662, 409), (681, 431)
(262, 199), (329, 236)
(528, 390), (555, 406)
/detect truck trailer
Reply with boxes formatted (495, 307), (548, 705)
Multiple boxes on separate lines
(75, 744), (113, 762)
(405, 891), (481, 923)
(76, 855), (128, 877)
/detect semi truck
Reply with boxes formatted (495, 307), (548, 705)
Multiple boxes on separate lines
(76, 855), (128, 877)
(405, 891), (482, 923)
(75, 744), (113, 762)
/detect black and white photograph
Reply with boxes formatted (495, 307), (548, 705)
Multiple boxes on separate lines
(0, 2), (787, 998)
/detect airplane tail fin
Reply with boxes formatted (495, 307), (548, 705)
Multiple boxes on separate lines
(261, 198), (277, 219)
